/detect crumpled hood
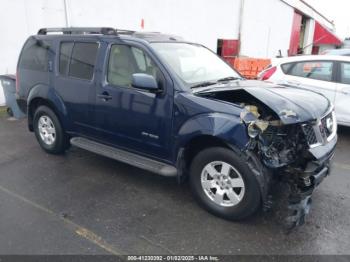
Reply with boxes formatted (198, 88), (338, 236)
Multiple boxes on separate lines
(194, 80), (331, 124)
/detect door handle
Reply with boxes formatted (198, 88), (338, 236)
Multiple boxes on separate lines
(97, 92), (112, 101)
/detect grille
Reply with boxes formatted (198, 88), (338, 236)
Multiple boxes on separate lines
(303, 124), (318, 145)
(302, 111), (335, 147)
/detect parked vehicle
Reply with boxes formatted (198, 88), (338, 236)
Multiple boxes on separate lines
(16, 28), (337, 228)
(322, 49), (350, 56)
(259, 55), (350, 126)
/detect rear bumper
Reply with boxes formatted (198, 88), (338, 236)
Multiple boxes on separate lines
(15, 95), (27, 114)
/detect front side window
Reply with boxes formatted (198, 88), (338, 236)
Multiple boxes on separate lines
(340, 62), (350, 85)
(19, 38), (49, 72)
(150, 43), (241, 86)
(107, 45), (163, 88)
(286, 61), (333, 82)
(68, 42), (98, 80)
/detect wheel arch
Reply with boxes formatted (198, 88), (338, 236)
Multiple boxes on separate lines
(27, 85), (68, 132)
(182, 135), (235, 171)
(174, 114), (270, 205)
(174, 112), (250, 169)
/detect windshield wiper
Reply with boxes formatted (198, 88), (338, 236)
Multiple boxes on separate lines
(190, 76), (242, 89)
(216, 76), (242, 82)
(190, 81), (217, 89)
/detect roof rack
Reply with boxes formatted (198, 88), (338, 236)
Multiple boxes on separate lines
(37, 27), (117, 35)
(116, 29), (136, 35)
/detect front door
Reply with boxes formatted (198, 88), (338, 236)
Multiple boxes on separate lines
(94, 42), (173, 161)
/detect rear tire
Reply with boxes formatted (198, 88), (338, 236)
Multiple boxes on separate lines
(189, 147), (261, 220)
(33, 105), (69, 154)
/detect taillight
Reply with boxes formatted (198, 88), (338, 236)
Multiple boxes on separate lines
(260, 66), (277, 81)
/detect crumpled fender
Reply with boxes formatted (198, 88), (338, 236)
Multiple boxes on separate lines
(175, 112), (270, 203)
(175, 112), (249, 153)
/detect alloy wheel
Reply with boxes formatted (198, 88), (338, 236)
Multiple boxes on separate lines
(201, 161), (245, 207)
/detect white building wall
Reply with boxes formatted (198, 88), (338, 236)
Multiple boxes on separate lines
(0, 0), (66, 75)
(0, 0), (241, 75)
(67, 0), (241, 51)
(0, 0), (335, 76)
(281, 0), (334, 30)
(239, 0), (294, 58)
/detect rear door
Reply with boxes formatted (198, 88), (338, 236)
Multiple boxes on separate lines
(54, 39), (99, 135)
(281, 60), (337, 103)
(335, 61), (350, 125)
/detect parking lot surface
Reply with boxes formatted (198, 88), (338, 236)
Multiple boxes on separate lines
(0, 115), (350, 255)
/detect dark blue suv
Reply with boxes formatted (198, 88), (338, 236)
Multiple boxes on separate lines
(16, 27), (337, 228)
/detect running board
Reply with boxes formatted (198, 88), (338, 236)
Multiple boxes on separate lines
(70, 137), (177, 177)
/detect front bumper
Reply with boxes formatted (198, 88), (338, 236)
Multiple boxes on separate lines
(308, 132), (337, 161)
(285, 135), (336, 229)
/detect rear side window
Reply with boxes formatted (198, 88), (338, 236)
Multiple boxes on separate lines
(59, 42), (74, 75)
(281, 63), (293, 74)
(69, 42), (98, 80)
(340, 63), (350, 85)
(284, 61), (333, 82)
(19, 38), (49, 72)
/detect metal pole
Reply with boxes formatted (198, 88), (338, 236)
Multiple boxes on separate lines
(63, 0), (70, 27)
(238, 0), (245, 56)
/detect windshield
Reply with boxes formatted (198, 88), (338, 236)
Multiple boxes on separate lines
(151, 43), (241, 87)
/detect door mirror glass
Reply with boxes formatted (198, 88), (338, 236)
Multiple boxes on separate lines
(132, 73), (159, 92)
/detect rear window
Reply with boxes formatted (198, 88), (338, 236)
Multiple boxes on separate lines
(19, 38), (49, 72)
(68, 42), (98, 80)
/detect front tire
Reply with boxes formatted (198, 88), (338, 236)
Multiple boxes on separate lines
(33, 105), (69, 154)
(189, 147), (261, 220)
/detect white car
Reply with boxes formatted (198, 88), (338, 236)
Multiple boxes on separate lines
(259, 55), (350, 126)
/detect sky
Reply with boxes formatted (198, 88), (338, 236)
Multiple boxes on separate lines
(305, 0), (350, 39)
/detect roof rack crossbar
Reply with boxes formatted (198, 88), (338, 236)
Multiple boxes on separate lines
(116, 29), (136, 35)
(37, 27), (117, 35)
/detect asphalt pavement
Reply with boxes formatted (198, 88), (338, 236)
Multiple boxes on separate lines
(0, 115), (349, 255)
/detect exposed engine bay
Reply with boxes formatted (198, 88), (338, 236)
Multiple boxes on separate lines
(196, 88), (336, 230)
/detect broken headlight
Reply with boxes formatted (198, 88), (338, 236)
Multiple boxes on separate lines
(241, 105), (269, 138)
(247, 120), (269, 138)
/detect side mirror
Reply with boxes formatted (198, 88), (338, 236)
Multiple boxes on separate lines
(131, 73), (159, 93)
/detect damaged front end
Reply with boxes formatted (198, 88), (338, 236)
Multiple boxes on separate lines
(196, 83), (337, 229)
(241, 104), (337, 229)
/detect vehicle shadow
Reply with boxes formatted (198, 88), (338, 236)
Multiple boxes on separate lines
(338, 125), (350, 137)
